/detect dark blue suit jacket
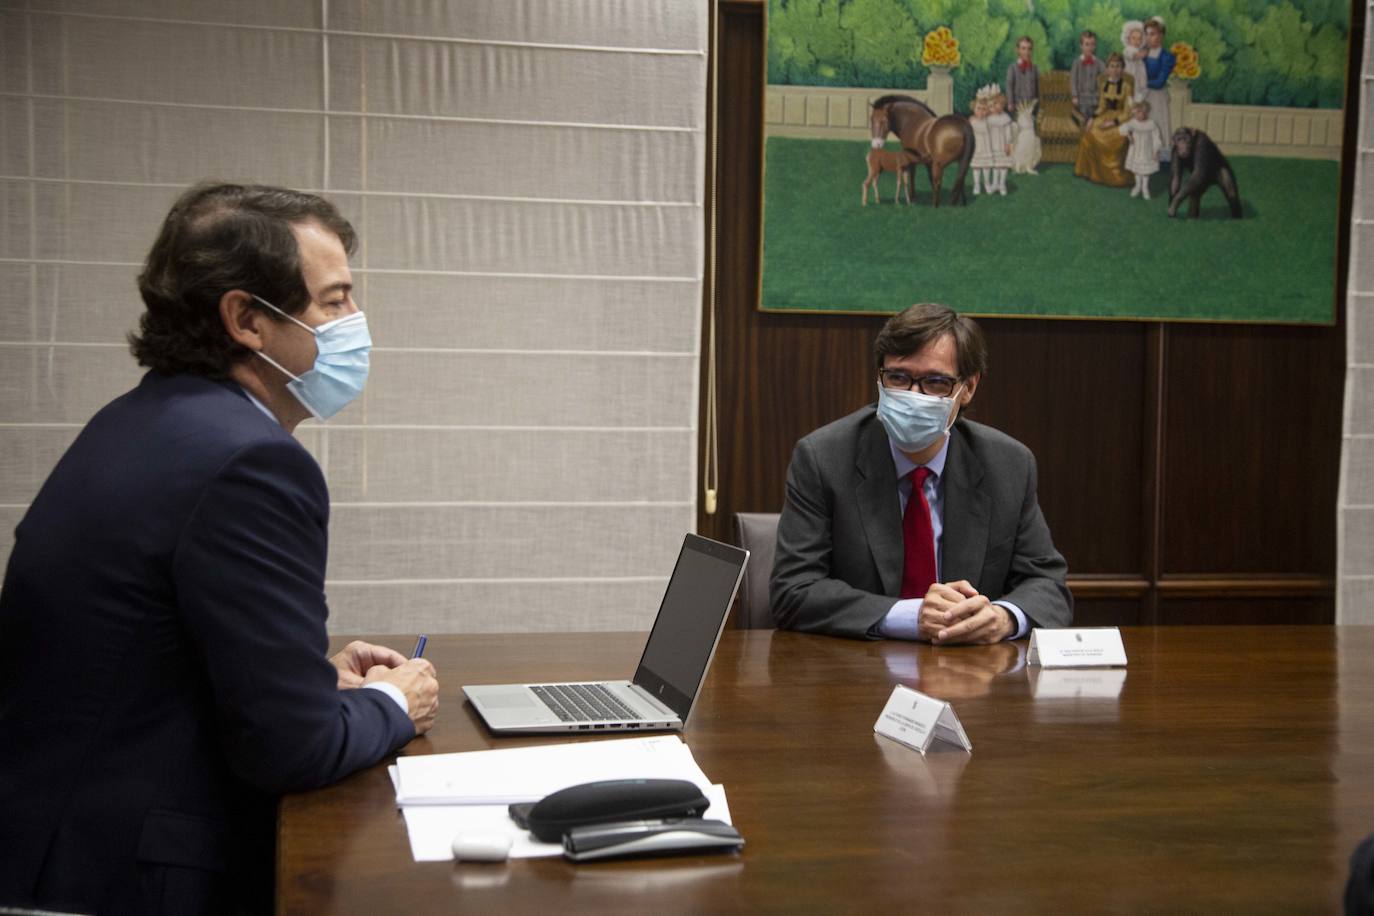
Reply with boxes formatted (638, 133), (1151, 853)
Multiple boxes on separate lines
(0, 371), (414, 914)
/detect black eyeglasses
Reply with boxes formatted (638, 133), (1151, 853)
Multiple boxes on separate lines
(878, 369), (959, 397)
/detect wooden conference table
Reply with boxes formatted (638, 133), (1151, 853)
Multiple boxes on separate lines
(279, 627), (1374, 913)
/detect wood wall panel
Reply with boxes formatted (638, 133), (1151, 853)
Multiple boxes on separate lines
(1156, 597), (1335, 626)
(1160, 324), (1344, 576)
(700, 1), (1351, 627)
(1072, 600), (1143, 627)
(970, 318), (1148, 575)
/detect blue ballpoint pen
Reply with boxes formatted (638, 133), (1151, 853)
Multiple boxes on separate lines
(412, 634), (428, 659)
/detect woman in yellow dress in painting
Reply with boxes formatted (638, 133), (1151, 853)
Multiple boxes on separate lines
(1074, 52), (1135, 187)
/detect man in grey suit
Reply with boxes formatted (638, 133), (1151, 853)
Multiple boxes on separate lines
(770, 303), (1071, 644)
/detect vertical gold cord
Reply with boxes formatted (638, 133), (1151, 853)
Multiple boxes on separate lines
(703, 0), (720, 515)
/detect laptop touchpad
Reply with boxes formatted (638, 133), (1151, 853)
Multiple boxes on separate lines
(481, 688), (542, 709)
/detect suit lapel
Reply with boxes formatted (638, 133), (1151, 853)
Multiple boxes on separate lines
(941, 425), (990, 586)
(855, 418), (904, 597)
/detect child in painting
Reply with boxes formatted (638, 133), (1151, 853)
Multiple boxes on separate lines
(1070, 30), (1105, 124)
(1119, 100), (1163, 199)
(1005, 36), (1038, 116)
(986, 87), (1014, 196)
(1120, 20), (1147, 104)
(969, 88), (994, 196)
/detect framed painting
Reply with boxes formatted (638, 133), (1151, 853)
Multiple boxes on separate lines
(759, 1), (1349, 323)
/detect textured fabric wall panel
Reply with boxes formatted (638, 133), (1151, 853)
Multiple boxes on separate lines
(358, 197), (699, 276)
(1349, 366), (1374, 435)
(1343, 16), (1373, 622)
(28, 15), (324, 108)
(1342, 508), (1374, 576)
(31, 101), (328, 187)
(0, 265), (35, 340)
(0, 263), (142, 343)
(0, 181), (32, 258)
(358, 273), (697, 353)
(24, 0), (321, 29)
(1, 0), (706, 633)
(294, 428), (695, 503)
(0, 345), (142, 423)
(1, 98), (29, 174)
(1355, 227), (1374, 291)
(1344, 437), (1374, 506)
(327, 0), (703, 51)
(327, 504), (694, 581)
(0, 507), (24, 570)
(1359, 153), (1374, 220)
(359, 351), (695, 428)
(325, 120), (363, 190)
(324, 579), (671, 634)
(1354, 294), (1374, 365)
(328, 36), (703, 127)
(1339, 580), (1374, 623)
(354, 118), (699, 203)
(0, 12), (29, 92)
(0, 426), (81, 502)
(30, 182), (177, 261)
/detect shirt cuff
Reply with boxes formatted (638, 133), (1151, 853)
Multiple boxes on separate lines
(876, 598), (923, 641)
(992, 600), (1029, 640)
(363, 681), (409, 716)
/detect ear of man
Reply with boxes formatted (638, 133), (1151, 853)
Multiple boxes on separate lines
(220, 290), (268, 351)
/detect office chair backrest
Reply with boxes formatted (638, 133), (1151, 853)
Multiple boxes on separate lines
(732, 512), (780, 629)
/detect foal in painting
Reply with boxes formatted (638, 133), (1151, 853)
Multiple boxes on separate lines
(869, 95), (973, 207)
(862, 148), (920, 205)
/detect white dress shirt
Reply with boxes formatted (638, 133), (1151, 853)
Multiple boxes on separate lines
(876, 434), (1030, 641)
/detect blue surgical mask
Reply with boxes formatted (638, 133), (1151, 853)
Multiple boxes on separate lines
(875, 382), (962, 453)
(251, 294), (371, 420)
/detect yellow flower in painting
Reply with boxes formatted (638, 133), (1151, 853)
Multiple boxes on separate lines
(1170, 41), (1201, 79)
(921, 26), (961, 69)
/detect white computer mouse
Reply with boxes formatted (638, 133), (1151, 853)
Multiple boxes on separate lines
(451, 831), (513, 863)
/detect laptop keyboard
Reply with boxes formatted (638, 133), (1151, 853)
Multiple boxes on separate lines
(531, 683), (641, 723)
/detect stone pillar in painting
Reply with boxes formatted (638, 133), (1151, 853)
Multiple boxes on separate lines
(1168, 79), (1191, 133)
(926, 67), (954, 115)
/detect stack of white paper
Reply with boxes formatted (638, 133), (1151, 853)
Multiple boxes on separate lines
(388, 735), (733, 862)
(394, 734), (712, 805)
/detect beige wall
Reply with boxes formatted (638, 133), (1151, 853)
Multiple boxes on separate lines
(0, 1), (707, 633)
(1339, 17), (1374, 624)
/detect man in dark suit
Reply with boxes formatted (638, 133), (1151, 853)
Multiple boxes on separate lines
(0, 183), (440, 914)
(771, 303), (1071, 643)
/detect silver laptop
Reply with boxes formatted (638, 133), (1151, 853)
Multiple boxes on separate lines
(463, 534), (749, 734)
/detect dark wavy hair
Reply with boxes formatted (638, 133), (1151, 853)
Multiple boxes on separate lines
(129, 182), (357, 378)
(873, 302), (988, 381)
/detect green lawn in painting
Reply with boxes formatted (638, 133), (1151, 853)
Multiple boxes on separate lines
(760, 136), (1338, 323)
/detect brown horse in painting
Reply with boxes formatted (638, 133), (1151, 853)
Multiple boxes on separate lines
(869, 94), (973, 207)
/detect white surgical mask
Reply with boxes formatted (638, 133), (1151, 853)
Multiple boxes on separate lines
(875, 381), (962, 453)
(251, 294), (371, 420)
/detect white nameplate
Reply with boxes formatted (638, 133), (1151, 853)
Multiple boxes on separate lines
(1028, 627), (1127, 668)
(873, 685), (971, 755)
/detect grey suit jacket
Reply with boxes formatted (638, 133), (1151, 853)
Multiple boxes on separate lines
(769, 406), (1072, 638)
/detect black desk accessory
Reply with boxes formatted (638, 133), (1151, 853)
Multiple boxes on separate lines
(509, 778), (710, 843)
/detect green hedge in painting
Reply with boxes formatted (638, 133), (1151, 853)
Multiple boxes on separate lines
(768, 0), (1349, 111)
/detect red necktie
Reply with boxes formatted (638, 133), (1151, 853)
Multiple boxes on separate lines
(900, 467), (937, 599)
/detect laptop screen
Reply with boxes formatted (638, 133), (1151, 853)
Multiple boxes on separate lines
(632, 534), (748, 719)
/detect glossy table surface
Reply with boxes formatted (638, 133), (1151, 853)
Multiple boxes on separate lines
(278, 627), (1374, 913)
